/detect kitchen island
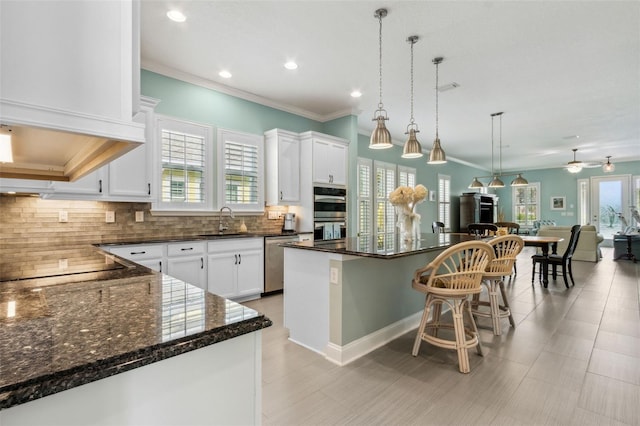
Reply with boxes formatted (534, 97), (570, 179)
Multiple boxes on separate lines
(0, 245), (271, 426)
(283, 233), (478, 365)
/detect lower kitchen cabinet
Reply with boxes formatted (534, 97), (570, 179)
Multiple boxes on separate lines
(108, 244), (164, 272)
(166, 241), (206, 290)
(207, 238), (263, 301)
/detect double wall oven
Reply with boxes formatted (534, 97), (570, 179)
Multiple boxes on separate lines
(313, 186), (346, 241)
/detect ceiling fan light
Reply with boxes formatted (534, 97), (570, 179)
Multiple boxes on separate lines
(468, 177), (484, 189)
(567, 163), (582, 173)
(428, 138), (446, 164)
(488, 176), (505, 188)
(402, 128), (423, 158)
(511, 173), (528, 186)
(369, 115), (393, 149)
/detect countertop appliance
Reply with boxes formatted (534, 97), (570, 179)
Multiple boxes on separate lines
(264, 234), (300, 293)
(283, 212), (296, 231)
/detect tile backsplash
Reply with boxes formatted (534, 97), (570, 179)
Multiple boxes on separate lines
(0, 195), (288, 250)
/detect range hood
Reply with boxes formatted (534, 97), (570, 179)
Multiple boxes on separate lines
(0, 101), (145, 182)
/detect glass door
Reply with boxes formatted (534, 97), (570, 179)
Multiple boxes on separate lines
(590, 175), (631, 246)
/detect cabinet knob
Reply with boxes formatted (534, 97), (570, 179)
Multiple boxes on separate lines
(99, 179), (103, 193)
(201, 257), (204, 269)
(148, 183), (151, 195)
(238, 253), (242, 264)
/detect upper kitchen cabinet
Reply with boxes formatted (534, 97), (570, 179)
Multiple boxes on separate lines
(265, 129), (301, 206)
(0, 0), (145, 182)
(300, 132), (348, 187)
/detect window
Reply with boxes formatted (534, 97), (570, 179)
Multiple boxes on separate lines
(512, 182), (540, 227)
(577, 178), (589, 225)
(398, 166), (416, 188)
(374, 161), (396, 250)
(155, 117), (212, 211)
(357, 158), (373, 247)
(217, 129), (264, 212)
(438, 174), (451, 229)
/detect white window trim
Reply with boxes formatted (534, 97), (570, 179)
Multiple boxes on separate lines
(437, 174), (451, 230)
(356, 158), (373, 241)
(217, 128), (265, 214)
(152, 115), (214, 213)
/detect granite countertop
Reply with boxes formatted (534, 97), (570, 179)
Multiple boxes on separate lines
(0, 245), (272, 410)
(98, 230), (307, 246)
(284, 233), (481, 259)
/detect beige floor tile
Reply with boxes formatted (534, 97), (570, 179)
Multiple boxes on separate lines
(578, 373), (640, 425)
(588, 347), (640, 385)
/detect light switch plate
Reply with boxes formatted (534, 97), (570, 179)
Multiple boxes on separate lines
(105, 211), (115, 223)
(135, 211), (144, 222)
(330, 267), (339, 284)
(58, 211), (68, 223)
(268, 211), (279, 220)
(58, 258), (68, 269)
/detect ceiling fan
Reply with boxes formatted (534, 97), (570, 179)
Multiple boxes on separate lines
(564, 148), (602, 173)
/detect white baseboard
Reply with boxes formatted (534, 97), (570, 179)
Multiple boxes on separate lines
(324, 311), (423, 366)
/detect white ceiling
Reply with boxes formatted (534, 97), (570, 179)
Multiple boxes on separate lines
(140, 0), (640, 173)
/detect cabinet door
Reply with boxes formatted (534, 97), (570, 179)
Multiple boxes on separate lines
(312, 139), (331, 184)
(166, 255), (206, 290)
(236, 249), (264, 297)
(328, 142), (347, 186)
(278, 135), (301, 204)
(49, 169), (104, 196)
(207, 252), (237, 298)
(137, 258), (163, 273)
(108, 143), (150, 199)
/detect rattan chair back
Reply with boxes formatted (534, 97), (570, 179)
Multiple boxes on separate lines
(486, 235), (524, 276)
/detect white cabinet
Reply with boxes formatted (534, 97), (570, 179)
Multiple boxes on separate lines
(265, 129), (301, 205)
(207, 238), (263, 300)
(108, 97), (160, 202)
(301, 134), (348, 186)
(47, 170), (105, 197)
(166, 242), (207, 290)
(108, 244), (164, 272)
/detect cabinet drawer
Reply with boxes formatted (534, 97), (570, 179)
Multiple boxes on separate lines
(167, 241), (205, 256)
(110, 244), (164, 260)
(207, 238), (263, 254)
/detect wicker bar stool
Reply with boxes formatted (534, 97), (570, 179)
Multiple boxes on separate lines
(412, 241), (494, 373)
(471, 235), (524, 335)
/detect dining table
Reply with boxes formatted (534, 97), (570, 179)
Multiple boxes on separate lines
(521, 235), (564, 287)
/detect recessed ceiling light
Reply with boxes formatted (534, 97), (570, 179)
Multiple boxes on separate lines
(166, 10), (186, 23)
(284, 61), (298, 70)
(219, 70), (232, 79)
(350, 90), (362, 98)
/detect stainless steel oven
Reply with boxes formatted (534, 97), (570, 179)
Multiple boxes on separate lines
(313, 186), (346, 241)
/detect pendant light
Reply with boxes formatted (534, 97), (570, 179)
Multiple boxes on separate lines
(511, 173), (529, 186)
(402, 36), (423, 158)
(428, 57), (447, 164)
(369, 8), (392, 149)
(602, 156), (615, 173)
(488, 112), (504, 187)
(566, 149), (583, 173)
(468, 177), (484, 189)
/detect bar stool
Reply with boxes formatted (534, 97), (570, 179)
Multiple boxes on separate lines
(471, 235), (524, 335)
(412, 241), (494, 373)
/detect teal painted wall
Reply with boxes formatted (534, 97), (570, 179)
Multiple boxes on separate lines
(355, 134), (488, 232)
(494, 161), (640, 225)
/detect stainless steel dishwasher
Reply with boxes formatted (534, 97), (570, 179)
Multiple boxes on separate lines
(264, 235), (300, 293)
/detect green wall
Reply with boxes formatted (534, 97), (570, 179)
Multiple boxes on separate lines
(494, 161), (640, 225)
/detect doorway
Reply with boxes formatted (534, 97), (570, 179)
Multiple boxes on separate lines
(590, 175), (631, 246)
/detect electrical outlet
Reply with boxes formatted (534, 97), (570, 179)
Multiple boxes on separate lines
(105, 211), (115, 223)
(268, 211), (279, 220)
(58, 258), (68, 270)
(330, 267), (339, 284)
(58, 211), (68, 223)
(135, 211), (144, 222)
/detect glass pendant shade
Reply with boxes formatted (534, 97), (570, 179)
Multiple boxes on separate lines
(511, 173), (529, 186)
(566, 163), (582, 173)
(402, 128), (423, 158)
(369, 115), (393, 149)
(428, 138), (446, 164)
(468, 177), (484, 189)
(488, 176), (505, 188)
(602, 156), (615, 173)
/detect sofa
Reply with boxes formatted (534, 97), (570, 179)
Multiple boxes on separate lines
(537, 225), (604, 262)
(531, 220), (557, 235)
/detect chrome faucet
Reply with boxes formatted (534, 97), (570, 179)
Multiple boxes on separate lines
(219, 206), (235, 234)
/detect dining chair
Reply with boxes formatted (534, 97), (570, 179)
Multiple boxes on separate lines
(432, 221), (445, 233)
(411, 241), (494, 373)
(531, 224), (581, 288)
(467, 223), (498, 237)
(471, 235), (524, 335)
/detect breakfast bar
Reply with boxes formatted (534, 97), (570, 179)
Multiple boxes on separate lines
(283, 233), (478, 365)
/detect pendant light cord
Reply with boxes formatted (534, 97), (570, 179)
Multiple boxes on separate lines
(499, 113), (503, 176)
(378, 13), (383, 110)
(491, 115), (495, 176)
(435, 61), (439, 138)
(409, 39), (415, 124)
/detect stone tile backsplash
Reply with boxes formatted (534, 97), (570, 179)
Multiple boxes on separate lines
(0, 195), (288, 250)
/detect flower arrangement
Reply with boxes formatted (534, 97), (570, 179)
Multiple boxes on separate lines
(389, 184), (428, 241)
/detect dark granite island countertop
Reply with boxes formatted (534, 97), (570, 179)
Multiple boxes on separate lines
(0, 245), (272, 411)
(283, 232), (480, 258)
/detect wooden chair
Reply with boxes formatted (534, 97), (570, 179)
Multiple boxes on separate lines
(495, 221), (520, 235)
(471, 235), (524, 335)
(467, 223), (498, 237)
(412, 241), (495, 373)
(432, 221), (445, 233)
(532, 224), (581, 288)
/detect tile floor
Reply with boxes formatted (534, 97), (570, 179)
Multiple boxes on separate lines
(246, 247), (640, 425)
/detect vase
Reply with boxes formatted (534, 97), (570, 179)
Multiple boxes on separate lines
(397, 211), (415, 242)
